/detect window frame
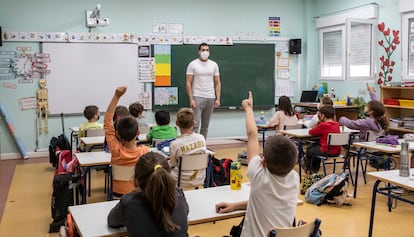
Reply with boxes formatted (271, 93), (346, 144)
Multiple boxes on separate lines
(346, 18), (377, 81)
(402, 11), (414, 81)
(318, 18), (377, 81)
(319, 25), (346, 81)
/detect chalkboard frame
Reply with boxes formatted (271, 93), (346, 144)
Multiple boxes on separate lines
(153, 43), (275, 111)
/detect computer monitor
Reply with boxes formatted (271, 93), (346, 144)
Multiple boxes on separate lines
(300, 90), (318, 103)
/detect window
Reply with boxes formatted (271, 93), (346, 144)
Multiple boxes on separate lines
(320, 26), (345, 79)
(319, 19), (376, 81)
(402, 12), (414, 80)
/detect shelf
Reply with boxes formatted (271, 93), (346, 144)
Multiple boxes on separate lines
(384, 105), (414, 110)
(389, 127), (414, 133)
(381, 86), (414, 134)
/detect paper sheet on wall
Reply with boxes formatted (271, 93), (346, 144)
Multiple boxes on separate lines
(275, 80), (295, 97)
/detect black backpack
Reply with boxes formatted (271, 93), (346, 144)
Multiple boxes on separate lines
(212, 158), (232, 186)
(49, 134), (70, 167)
(49, 173), (76, 233)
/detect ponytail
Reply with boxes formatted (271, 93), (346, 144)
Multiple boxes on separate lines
(145, 168), (178, 232)
(135, 152), (179, 233)
(377, 115), (389, 131)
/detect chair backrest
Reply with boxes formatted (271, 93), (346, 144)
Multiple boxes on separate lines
(111, 164), (135, 181)
(152, 138), (166, 147)
(283, 124), (303, 130)
(177, 153), (210, 188)
(366, 130), (379, 142)
(85, 128), (104, 137)
(268, 218), (322, 237)
(328, 132), (351, 146)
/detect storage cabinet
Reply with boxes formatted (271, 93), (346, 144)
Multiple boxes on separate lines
(380, 86), (414, 133)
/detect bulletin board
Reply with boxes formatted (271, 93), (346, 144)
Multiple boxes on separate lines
(42, 43), (140, 114)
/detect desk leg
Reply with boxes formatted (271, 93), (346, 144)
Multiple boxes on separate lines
(262, 130), (265, 151)
(368, 180), (380, 237)
(353, 148), (362, 199)
(82, 167), (89, 204)
(297, 140), (303, 181)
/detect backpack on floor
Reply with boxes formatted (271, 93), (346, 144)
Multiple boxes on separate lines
(305, 173), (349, 206)
(49, 152), (80, 233)
(49, 134), (71, 168)
(300, 173), (325, 195)
(49, 173), (75, 233)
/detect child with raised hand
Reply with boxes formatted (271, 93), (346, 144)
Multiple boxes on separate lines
(215, 91), (299, 237)
(108, 152), (189, 237)
(104, 86), (149, 196)
(147, 110), (178, 143)
(338, 83), (389, 141)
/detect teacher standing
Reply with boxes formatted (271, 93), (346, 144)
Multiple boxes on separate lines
(186, 43), (221, 139)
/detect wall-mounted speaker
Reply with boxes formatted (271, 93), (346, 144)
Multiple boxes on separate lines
(289, 38), (301, 54)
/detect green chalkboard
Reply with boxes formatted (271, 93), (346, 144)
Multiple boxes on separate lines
(153, 43), (275, 110)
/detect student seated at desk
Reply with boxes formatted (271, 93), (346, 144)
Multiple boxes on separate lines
(307, 95), (333, 128)
(169, 108), (207, 189)
(129, 101), (149, 134)
(304, 106), (340, 173)
(108, 152), (189, 237)
(338, 84), (388, 141)
(78, 105), (103, 151)
(267, 96), (298, 130)
(215, 91), (299, 237)
(147, 110), (178, 144)
(104, 86), (149, 196)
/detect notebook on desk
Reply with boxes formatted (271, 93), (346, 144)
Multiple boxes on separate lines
(300, 90), (318, 103)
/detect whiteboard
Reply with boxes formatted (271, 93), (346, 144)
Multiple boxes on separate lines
(42, 43), (140, 114)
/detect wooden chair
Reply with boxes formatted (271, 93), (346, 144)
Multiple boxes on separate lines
(268, 218), (322, 237)
(177, 153), (210, 189)
(315, 132), (354, 186)
(108, 164), (135, 200)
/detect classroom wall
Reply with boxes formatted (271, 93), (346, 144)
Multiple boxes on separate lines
(307, 0), (402, 99)
(0, 0), (406, 158)
(0, 0), (306, 158)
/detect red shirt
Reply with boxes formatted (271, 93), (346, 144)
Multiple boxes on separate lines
(309, 121), (341, 154)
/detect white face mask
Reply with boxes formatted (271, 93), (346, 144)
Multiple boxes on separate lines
(200, 51), (209, 60)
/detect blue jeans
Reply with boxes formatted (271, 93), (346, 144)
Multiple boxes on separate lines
(193, 96), (215, 139)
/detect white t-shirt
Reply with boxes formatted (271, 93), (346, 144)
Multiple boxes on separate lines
(242, 155), (299, 237)
(169, 132), (207, 188)
(186, 58), (220, 99)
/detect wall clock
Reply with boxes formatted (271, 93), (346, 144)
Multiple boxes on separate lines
(12, 52), (33, 79)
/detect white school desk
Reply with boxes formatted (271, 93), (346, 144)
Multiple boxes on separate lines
(75, 151), (111, 204)
(80, 136), (105, 152)
(351, 141), (414, 198)
(68, 183), (303, 237)
(367, 169), (414, 237)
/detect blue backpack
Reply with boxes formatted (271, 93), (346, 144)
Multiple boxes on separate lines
(305, 173), (349, 206)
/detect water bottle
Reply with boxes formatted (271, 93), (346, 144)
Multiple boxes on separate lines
(230, 162), (242, 190)
(260, 111), (265, 121)
(330, 88), (336, 99)
(399, 142), (410, 177)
